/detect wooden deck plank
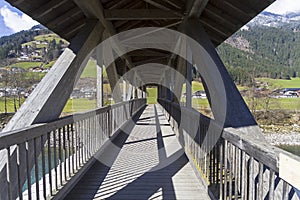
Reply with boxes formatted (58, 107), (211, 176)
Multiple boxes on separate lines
(65, 104), (210, 200)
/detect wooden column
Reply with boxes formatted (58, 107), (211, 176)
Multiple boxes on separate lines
(96, 46), (103, 108)
(181, 18), (264, 139)
(186, 46), (192, 108)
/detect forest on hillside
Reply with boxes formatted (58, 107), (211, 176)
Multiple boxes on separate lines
(217, 24), (300, 84)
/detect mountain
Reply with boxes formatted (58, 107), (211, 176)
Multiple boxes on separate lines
(245, 11), (300, 28)
(217, 12), (300, 82)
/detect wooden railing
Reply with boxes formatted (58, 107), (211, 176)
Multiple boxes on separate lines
(0, 98), (146, 200)
(158, 99), (300, 200)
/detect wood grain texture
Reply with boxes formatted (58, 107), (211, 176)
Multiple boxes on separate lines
(65, 105), (210, 200)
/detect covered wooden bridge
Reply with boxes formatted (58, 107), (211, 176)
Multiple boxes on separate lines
(0, 0), (300, 199)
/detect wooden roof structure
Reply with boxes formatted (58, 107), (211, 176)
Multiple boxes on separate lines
(5, 0), (276, 74)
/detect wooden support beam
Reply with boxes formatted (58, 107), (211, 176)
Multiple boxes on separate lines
(160, 0), (183, 9)
(96, 46), (104, 108)
(188, 0), (209, 18)
(186, 46), (192, 108)
(47, 7), (82, 29)
(32, 0), (69, 18)
(74, 0), (136, 70)
(204, 4), (241, 30)
(181, 18), (265, 140)
(224, 0), (257, 17)
(10, 0), (24, 5)
(104, 9), (183, 20)
(199, 17), (232, 38)
(109, 0), (131, 9)
(60, 18), (87, 38)
(142, 0), (183, 17)
(0, 20), (104, 200)
(128, 50), (169, 57)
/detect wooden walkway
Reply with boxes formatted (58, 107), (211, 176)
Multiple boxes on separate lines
(65, 105), (210, 200)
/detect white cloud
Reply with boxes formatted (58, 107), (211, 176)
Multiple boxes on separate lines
(0, 5), (38, 33)
(265, 0), (300, 14)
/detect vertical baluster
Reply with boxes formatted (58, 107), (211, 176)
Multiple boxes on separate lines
(282, 181), (289, 200)
(258, 162), (264, 200)
(63, 126), (67, 183)
(80, 120), (84, 165)
(7, 147), (13, 200)
(93, 115), (96, 153)
(17, 144), (23, 200)
(216, 145), (219, 184)
(219, 141), (224, 200)
(84, 119), (87, 162)
(269, 170), (275, 200)
(241, 152), (247, 200)
(71, 123), (75, 173)
(58, 128), (62, 187)
(239, 149), (242, 196)
(47, 132), (53, 196)
(224, 140), (228, 199)
(68, 124), (72, 178)
(109, 109), (112, 136)
(234, 147), (238, 200)
(34, 138), (40, 200)
(85, 119), (88, 161)
(229, 144), (233, 200)
(26, 141), (32, 200)
(53, 130), (58, 191)
(96, 115), (99, 150)
(41, 135), (46, 199)
(76, 121), (80, 169)
(248, 157), (254, 200)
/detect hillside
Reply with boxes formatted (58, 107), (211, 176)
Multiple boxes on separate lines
(217, 12), (300, 82)
(0, 25), (68, 68)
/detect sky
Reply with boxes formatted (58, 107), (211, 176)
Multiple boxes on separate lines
(0, 0), (300, 37)
(0, 0), (38, 37)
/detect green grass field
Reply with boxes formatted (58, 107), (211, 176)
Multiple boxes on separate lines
(147, 87), (157, 104)
(43, 61), (55, 69)
(0, 98), (97, 114)
(34, 34), (68, 44)
(9, 62), (42, 69)
(22, 34), (68, 49)
(62, 98), (97, 114)
(81, 60), (97, 78)
(256, 77), (300, 88)
(80, 60), (108, 78)
(0, 98), (26, 113)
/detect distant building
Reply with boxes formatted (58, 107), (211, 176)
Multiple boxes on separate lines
(193, 90), (207, 98)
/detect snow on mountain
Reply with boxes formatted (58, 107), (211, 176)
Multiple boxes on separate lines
(247, 11), (300, 28)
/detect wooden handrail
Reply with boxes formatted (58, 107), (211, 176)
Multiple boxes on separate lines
(0, 99), (145, 150)
(158, 98), (300, 200)
(0, 98), (146, 200)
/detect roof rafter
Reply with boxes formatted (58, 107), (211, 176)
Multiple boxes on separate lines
(47, 7), (82, 29)
(141, 0), (184, 17)
(160, 0), (184, 9)
(74, 0), (145, 85)
(104, 9), (183, 20)
(108, 0), (133, 9)
(188, 0), (209, 18)
(32, 0), (69, 19)
(204, 4), (241, 30)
